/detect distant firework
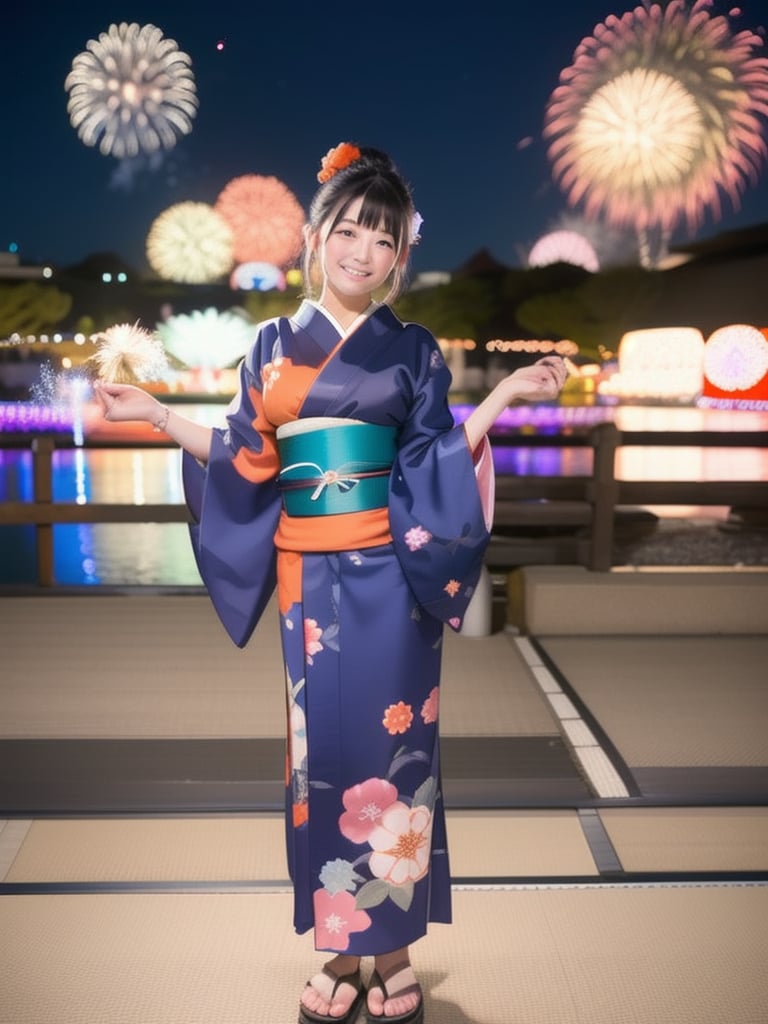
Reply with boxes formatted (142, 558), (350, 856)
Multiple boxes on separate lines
(528, 230), (600, 272)
(146, 202), (234, 283)
(65, 22), (198, 159)
(543, 1), (768, 262)
(215, 175), (305, 267)
(156, 308), (254, 370)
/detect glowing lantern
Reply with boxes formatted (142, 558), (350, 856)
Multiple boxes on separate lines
(598, 327), (705, 401)
(230, 261), (286, 291)
(699, 324), (768, 410)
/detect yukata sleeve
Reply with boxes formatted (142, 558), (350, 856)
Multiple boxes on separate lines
(388, 327), (495, 631)
(182, 329), (282, 648)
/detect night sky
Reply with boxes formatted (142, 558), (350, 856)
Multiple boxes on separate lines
(3, 0), (768, 277)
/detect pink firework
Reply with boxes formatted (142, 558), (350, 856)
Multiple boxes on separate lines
(528, 230), (600, 272)
(544, 1), (768, 243)
(215, 175), (305, 268)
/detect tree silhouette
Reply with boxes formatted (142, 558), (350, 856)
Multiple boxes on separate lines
(0, 282), (72, 337)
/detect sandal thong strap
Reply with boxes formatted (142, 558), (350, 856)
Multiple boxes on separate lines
(298, 966), (365, 1024)
(367, 965), (423, 1024)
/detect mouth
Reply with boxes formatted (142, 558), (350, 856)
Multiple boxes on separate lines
(341, 265), (369, 278)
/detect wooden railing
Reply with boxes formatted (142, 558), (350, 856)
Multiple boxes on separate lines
(1, 423), (767, 584)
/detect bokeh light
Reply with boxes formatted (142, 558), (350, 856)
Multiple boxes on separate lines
(65, 22), (198, 159)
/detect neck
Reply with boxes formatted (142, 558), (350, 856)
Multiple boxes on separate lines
(318, 291), (374, 332)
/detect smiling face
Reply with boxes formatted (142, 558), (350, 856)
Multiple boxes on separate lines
(312, 196), (400, 321)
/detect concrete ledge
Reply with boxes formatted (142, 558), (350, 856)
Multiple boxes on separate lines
(507, 566), (768, 636)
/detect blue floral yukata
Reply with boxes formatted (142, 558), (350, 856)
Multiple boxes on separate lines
(183, 300), (493, 954)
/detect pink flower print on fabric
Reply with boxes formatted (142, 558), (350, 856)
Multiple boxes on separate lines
(313, 889), (371, 951)
(421, 686), (439, 724)
(448, 617), (461, 629)
(304, 618), (324, 664)
(403, 525), (432, 552)
(368, 802), (433, 885)
(382, 701), (413, 735)
(261, 356), (283, 389)
(339, 777), (399, 843)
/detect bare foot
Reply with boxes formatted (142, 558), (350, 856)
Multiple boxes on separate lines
(300, 955), (362, 1019)
(368, 951), (422, 1019)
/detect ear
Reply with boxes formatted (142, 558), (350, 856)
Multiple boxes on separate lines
(303, 224), (318, 251)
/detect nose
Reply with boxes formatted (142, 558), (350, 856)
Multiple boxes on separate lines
(351, 235), (373, 262)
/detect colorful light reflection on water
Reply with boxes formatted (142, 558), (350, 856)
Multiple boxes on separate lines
(2, 400), (767, 586)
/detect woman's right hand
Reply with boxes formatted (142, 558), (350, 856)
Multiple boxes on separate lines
(94, 381), (164, 425)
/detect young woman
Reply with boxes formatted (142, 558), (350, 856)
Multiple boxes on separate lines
(96, 143), (565, 1024)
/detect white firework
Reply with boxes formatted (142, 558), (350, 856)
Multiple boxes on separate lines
(146, 202), (235, 283)
(156, 308), (254, 369)
(65, 22), (198, 159)
(90, 322), (169, 382)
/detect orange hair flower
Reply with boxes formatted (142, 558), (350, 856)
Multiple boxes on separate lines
(317, 142), (361, 183)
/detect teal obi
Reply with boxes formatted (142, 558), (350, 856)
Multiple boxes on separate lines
(277, 421), (397, 516)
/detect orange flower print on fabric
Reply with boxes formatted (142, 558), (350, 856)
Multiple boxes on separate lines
(317, 142), (361, 183)
(304, 618), (324, 664)
(443, 579), (461, 598)
(382, 701), (413, 735)
(421, 686), (439, 725)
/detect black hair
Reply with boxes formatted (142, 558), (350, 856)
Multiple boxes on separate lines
(303, 145), (416, 303)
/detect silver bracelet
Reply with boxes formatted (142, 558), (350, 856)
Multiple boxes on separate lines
(152, 405), (170, 433)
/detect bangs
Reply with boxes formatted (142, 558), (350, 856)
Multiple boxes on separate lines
(331, 181), (407, 249)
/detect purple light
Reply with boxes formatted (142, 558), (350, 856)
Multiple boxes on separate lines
(0, 403), (74, 433)
(451, 403), (616, 433)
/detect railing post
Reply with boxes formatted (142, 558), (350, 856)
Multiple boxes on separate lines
(587, 422), (621, 571)
(31, 435), (55, 586)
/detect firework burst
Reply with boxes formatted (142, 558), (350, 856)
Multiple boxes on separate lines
(543, 1), (768, 262)
(90, 322), (169, 383)
(156, 308), (254, 369)
(215, 175), (305, 267)
(528, 230), (600, 272)
(146, 202), (235, 283)
(65, 22), (198, 159)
